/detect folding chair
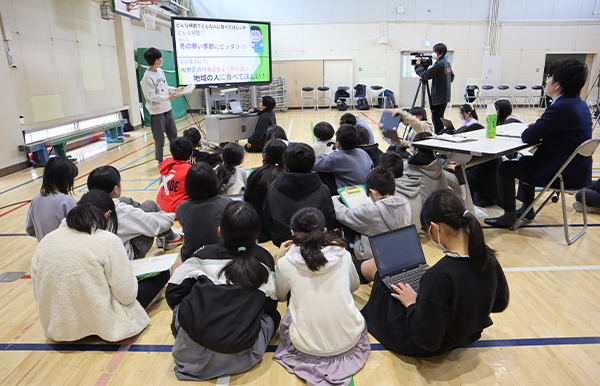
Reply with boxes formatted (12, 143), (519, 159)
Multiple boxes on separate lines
(512, 138), (600, 245)
(477, 85), (496, 108)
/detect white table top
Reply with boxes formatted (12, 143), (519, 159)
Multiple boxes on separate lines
(416, 123), (531, 157)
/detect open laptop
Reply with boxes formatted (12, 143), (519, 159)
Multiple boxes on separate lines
(440, 117), (456, 133)
(369, 224), (428, 293)
(378, 110), (405, 143)
(229, 100), (246, 115)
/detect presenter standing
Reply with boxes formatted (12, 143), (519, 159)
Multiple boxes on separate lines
(414, 43), (454, 134)
(140, 47), (184, 164)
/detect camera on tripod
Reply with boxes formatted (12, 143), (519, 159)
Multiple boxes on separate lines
(411, 53), (433, 67)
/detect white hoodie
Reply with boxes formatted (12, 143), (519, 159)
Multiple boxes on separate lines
(275, 245), (364, 356)
(140, 68), (174, 115)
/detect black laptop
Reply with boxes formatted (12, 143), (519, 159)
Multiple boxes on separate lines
(369, 224), (428, 293)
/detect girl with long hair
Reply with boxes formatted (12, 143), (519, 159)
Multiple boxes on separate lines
(273, 207), (370, 386)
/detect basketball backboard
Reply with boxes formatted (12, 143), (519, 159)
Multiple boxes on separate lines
(110, 0), (142, 21)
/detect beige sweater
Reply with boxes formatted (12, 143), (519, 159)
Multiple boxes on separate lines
(31, 220), (150, 342)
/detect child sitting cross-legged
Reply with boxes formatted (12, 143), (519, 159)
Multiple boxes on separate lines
(167, 201), (280, 381)
(312, 124), (373, 195)
(176, 162), (232, 262)
(183, 127), (221, 167)
(87, 165), (182, 258)
(157, 137), (193, 214)
(264, 143), (336, 247)
(333, 166), (411, 260)
(273, 207), (370, 386)
(215, 143), (248, 195)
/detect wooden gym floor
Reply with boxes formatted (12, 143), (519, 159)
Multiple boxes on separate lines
(1, 106), (600, 385)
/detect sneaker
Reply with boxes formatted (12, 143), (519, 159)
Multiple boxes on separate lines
(156, 236), (165, 248)
(573, 201), (600, 214)
(163, 234), (184, 250)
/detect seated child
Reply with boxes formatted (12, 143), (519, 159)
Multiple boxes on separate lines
(157, 137), (193, 213)
(183, 127), (221, 167)
(379, 151), (423, 230)
(574, 179), (600, 213)
(332, 166), (411, 260)
(26, 156), (78, 242)
(87, 165), (182, 259)
(245, 96), (277, 152)
(264, 125), (288, 145)
(312, 124), (373, 192)
(311, 121), (336, 158)
(356, 189), (509, 356)
(32, 190), (169, 342)
(389, 107), (434, 151)
(495, 99), (523, 125)
(167, 201), (280, 381)
(273, 207), (370, 386)
(459, 103), (479, 127)
(357, 125), (383, 166)
(340, 112), (375, 144)
(215, 143), (247, 195)
(264, 143), (336, 247)
(403, 132), (457, 203)
(176, 162), (233, 261)
(243, 139), (287, 242)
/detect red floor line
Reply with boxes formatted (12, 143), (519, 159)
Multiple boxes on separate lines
(360, 112), (379, 125)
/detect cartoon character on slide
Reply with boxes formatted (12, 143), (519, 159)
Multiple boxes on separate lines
(250, 26), (264, 53)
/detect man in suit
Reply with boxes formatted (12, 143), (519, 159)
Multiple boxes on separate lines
(485, 59), (592, 228)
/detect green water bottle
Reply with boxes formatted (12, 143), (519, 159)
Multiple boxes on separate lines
(486, 103), (497, 138)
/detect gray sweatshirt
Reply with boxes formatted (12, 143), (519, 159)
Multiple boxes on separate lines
(332, 195), (411, 260)
(395, 176), (423, 230)
(403, 158), (449, 203)
(140, 68), (174, 115)
(26, 192), (77, 242)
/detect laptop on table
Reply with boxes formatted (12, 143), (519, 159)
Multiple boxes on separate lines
(369, 224), (428, 293)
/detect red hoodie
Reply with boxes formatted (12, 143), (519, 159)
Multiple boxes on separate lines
(156, 157), (191, 214)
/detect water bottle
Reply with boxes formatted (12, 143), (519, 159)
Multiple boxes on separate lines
(486, 103), (497, 138)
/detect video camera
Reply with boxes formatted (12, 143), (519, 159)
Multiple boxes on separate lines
(411, 52), (433, 67)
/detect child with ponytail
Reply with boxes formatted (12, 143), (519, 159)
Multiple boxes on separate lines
(215, 142), (247, 195)
(459, 103), (479, 127)
(166, 201), (280, 381)
(357, 188), (509, 356)
(274, 207), (370, 386)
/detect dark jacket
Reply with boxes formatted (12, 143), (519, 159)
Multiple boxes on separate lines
(176, 195), (232, 261)
(264, 171), (336, 247)
(247, 109), (276, 149)
(362, 256), (509, 356)
(359, 143), (383, 167)
(166, 243), (280, 354)
(521, 95), (592, 188)
(415, 57), (454, 106)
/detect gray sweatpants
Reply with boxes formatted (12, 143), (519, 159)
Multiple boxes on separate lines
(150, 110), (178, 162)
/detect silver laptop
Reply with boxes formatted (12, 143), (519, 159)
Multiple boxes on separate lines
(229, 100), (244, 114)
(369, 225), (428, 293)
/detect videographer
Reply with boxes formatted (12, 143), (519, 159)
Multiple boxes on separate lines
(414, 43), (454, 134)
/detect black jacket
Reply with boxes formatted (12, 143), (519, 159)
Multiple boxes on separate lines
(166, 243), (280, 353)
(247, 109), (276, 149)
(362, 256), (509, 356)
(359, 143), (383, 167)
(264, 171), (336, 247)
(415, 57), (454, 106)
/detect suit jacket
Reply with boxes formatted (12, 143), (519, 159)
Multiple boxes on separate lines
(521, 95), (592, 189)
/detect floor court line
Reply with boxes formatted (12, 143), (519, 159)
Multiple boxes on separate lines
(2, 336), (600, 353)
(0, 120), (203, 217)
(287, 118), (294, 139)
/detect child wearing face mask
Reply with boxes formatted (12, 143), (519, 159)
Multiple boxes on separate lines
(458, 104), (479, 127)
(354, 188), (509, 356)
(332, 166), (411, 260)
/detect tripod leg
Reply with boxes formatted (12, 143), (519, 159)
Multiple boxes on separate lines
(412, 79), (424, 108)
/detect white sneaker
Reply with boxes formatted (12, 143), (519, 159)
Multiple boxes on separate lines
(156, 236), (166, 248)
(164, 234), (184, 250)
(573, 201), (600, 214)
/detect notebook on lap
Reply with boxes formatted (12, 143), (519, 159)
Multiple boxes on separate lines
(369, 225), (428, 293)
